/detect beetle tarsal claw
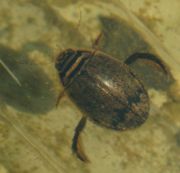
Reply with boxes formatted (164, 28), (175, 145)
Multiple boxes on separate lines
(72, 116), (90, 162)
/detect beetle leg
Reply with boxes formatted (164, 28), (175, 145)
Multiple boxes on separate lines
(72, 116), (89, 162)
(87, 32), (103, 60)
(92, 32), (103, 49)
(55, 90), (66, 107)
(124, 53), (168, 76)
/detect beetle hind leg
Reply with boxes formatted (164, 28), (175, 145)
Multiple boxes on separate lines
(124, 53), (169, 76)
(72, 116), (89, 162)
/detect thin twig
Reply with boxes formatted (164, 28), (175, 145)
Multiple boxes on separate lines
(0, 59), (22, 86)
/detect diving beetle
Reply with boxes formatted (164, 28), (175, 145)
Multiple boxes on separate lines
(55, 33), (168, 162)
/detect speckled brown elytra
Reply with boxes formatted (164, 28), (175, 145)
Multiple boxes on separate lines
(55, 34), (168, 162)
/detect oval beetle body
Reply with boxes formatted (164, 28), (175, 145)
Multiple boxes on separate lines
(55, 48), (167, 162)
(56, 49), (149, 130)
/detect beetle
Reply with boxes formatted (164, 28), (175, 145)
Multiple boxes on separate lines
(55, 34), (168, 162)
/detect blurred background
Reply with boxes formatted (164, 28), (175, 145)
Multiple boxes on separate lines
(0, 0), (179, 173)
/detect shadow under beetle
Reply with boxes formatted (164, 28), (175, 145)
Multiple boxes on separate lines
(55, 34), (168, 162)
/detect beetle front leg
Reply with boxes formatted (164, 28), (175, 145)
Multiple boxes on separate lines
(124, 53), (168, 76)
(92, 32), (103, 49)
(72, 116), (89, 162)
(55, 89), (66, 107)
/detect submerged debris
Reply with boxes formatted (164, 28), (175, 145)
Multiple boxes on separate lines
(0, 59), (21, 87)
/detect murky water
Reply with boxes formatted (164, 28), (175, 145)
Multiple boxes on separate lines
(0, 0), (179, 173)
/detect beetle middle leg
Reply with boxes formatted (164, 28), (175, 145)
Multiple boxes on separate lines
(72, 116), (89, 162)
(124, 53), (168, 76)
